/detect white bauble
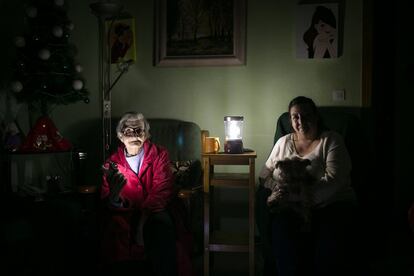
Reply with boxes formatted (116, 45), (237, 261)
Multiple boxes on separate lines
(14, 36), (26, 47)
(72, 80), (83, 90)
(66, 22), (74, 31)
(26, 6), (37, 18)
(38, 49), (51, 60)
(11, 81), (23, 93)
(55, 0), (64, 6)
(52, 26), (63, 37)
(75, 64), (83, 73)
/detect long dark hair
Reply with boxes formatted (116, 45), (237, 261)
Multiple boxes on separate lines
(303, 6), (337, 58)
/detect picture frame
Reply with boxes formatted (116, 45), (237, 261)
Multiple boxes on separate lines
(296, 3), (339, 59)
(106, 17), (137, 64)
(154, 0), (246, 67)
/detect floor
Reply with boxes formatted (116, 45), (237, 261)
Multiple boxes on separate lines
(2, 192), (413, 276)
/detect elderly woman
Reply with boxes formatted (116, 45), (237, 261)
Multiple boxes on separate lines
(100, 112), (178, 275)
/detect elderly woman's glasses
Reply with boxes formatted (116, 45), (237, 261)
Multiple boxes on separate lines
(122, 127), (145, 137)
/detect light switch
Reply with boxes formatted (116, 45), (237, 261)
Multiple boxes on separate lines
(332, 89), (345, 102)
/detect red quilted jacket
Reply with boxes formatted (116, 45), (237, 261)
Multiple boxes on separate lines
(101, 140), (174, 211)
(100, 141), (194, 276)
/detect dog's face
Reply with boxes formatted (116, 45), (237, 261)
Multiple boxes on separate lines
(269, 157), (314, 223)
(276, 157), (311, 184)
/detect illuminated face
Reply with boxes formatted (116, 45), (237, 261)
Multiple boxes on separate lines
(314, 20), (336, 40)
(120, 119), (146, 154)
(289, 104), (317, 135)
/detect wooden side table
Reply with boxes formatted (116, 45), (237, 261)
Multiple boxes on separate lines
(203, 151), (257, 276)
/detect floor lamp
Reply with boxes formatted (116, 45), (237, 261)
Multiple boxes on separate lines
(90, 1), (131, 162)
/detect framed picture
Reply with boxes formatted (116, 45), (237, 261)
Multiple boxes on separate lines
(106, 17), (137, 64)
(296, 3), (339, 59)
(154, 0), (246, 67)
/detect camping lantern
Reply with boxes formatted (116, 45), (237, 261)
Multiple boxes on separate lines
(224, 116), (244, 154)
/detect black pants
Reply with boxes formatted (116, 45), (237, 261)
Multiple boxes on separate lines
(271, 201), (359, 276)
(106, 211), (177, 276)
(143, 211), (177, 276)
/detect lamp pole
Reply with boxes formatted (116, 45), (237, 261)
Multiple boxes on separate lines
(90, 1), (123, 162)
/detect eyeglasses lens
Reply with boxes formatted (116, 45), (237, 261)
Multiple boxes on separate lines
(123, 127), (144, 137)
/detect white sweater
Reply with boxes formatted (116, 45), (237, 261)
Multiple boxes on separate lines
(259, 130), (356, 207)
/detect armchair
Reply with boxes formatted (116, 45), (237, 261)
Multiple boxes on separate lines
(110, 118), (204, 202)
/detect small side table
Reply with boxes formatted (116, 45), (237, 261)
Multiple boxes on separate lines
(202, 151), (257, 276)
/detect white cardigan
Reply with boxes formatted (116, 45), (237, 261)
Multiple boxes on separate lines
(259, 130), (356, 207)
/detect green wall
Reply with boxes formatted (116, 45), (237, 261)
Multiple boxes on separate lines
(2, 0), (364, 181)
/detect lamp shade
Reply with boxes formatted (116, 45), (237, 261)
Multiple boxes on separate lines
(224, 116), (244, 154)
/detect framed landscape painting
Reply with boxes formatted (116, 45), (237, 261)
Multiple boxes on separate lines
(154, 0), (246, 67)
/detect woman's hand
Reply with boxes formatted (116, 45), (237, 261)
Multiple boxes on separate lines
(313, 30), (337, 58)
(102, 161), (127, 203)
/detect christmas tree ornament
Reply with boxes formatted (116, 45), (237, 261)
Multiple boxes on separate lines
(84, 98), (90, 104)
(52, 26), (63, 37)
(10, 0), (89, 117)
(75, 64), (83, 73)
(4, 122), (24, 152)
(11, 81), (23, 93)
(66, 22), (74, 31)
(26, 6), (37, 18)
(55, 0), (65, 7)
(72, 79), (83, 90)
(14, 36), (26, 47)
(17, 61), (25, 70)
(38, 48), (51, 60)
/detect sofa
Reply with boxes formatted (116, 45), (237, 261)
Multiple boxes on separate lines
(110, 118), (202, 161)
(256, 107), (368, 275)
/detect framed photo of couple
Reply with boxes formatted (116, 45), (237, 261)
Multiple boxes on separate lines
(154, 0), (246, 67)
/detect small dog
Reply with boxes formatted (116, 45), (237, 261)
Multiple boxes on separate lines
(267, 157), (315, 230)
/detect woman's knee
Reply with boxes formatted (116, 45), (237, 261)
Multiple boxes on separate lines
(145, 211), (174, 229)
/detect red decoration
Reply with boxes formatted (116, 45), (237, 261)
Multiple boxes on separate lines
(19, 116), (72, 152)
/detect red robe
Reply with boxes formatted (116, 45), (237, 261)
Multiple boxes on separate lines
(100, 140), (193, 276)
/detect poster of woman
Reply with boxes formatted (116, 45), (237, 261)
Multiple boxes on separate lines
(107, 18), (136, 64)
(296, 4), (338, 59)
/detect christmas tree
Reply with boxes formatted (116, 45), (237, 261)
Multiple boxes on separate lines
(10, 0), (89, 116)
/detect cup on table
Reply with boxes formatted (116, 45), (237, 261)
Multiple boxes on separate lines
(204, 137), (221, 154)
